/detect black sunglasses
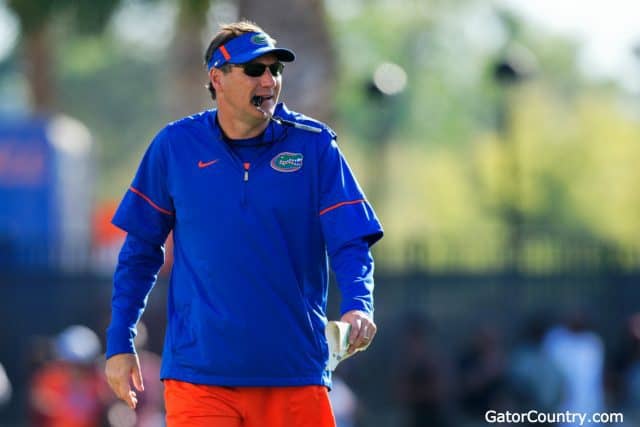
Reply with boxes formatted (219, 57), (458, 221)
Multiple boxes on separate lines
(233, 62), (285, 77)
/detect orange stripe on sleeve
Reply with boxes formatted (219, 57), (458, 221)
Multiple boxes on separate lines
(219, 45), (231, 61)
(129, 186), (174, 216)
(319, 199), (365, 216)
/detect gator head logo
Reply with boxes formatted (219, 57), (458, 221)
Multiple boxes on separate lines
(271, 152), (303, 172)
(251, 33), (269, 45)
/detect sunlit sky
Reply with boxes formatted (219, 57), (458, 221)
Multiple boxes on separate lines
(0, 0), (639, 90)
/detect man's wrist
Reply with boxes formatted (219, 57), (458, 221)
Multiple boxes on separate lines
(340, 303), (373, 318)
(106, 325), (136, 358)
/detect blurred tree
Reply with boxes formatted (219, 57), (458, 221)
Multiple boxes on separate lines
(326, 0), (640, 271)
(170, 0), (212, 116)
(165, 0), (336, 118)
(237, 0), (335, 122)
(491, 10), (538, 272)
(474, 85), (640, 266)
(7, 0), (122, 114)
(8, 0), (636, 271)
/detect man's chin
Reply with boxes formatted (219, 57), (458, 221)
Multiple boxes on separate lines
(251, 104), (275, 119)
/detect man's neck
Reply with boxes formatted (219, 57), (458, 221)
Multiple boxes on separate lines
(216, 109), (269, 140)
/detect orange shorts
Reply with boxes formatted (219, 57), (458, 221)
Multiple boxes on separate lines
(164, 379), (336, 427)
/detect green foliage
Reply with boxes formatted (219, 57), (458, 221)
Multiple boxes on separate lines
(6, 0), (640, 271)
(72, 0), (123, 34)
(7, 0), (58, 33)
(177, 0), (209, 21)
(55, 34), (176, 199)
(474, 84), (640, 246)
(8, 0), (121, 34)
(329, 1), (640, 271)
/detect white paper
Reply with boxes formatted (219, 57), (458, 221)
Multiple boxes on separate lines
(325, 321), (371, 371)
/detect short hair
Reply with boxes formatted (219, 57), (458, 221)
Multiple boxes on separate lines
(204, 20), (268, 100)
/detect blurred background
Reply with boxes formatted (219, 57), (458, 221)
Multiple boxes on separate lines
(1, 0), (640, 426)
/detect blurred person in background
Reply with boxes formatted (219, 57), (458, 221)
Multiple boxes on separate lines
(507, 314), (564, 416)
(0, 362), (11, 408)
(457, 324), (512, 424)
(607, 313), (640, 425)
(26, 335), (56, 375)
(28, 325), (109, 427)
(393, 314), (455, 427)
(543, 309), (605, 427)
(328, 374), (358, 427)
(104, 20), (383, 427)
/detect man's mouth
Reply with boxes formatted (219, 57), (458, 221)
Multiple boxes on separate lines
(251, 95), (273, 106)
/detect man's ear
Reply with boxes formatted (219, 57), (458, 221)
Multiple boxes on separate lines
(210, 68), (223, 93)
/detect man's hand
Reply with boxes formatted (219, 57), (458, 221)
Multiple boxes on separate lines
(340, 310), (377, 355)
(105, 353), (144, 409)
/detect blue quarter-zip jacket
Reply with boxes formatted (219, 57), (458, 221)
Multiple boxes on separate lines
(107, 103), (383, 388)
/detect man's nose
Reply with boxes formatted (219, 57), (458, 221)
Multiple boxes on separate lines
(259, 68), (277, 86)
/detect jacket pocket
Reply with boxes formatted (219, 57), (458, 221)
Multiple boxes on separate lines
(171, 304), (196, 352)
(304, 299), (328, 358)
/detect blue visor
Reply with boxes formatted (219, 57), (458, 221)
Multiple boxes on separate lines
(207, 32), (295, 70)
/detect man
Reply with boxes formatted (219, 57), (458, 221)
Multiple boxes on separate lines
(105, 20), (383, 427)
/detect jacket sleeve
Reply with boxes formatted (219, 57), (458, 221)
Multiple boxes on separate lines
(329, 237), (375, 316)
(106, 233), (165, 357)
(107, 128), (174, 357)
(318, 137), (383, 255)
(111, 127), (175, 245)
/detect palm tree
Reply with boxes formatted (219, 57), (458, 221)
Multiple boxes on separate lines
(163, 0), (336, 119)
(237, 0), (336, 122)
(7, 0), (121, 114)
(169, 0), (212, 116)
